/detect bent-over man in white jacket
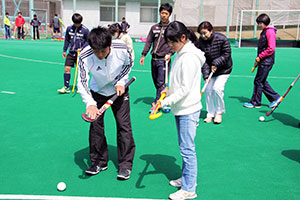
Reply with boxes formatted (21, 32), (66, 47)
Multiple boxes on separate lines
(77, 26), (135, 181)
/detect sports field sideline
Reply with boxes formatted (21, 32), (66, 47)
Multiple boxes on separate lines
(0, 39), (300, 200)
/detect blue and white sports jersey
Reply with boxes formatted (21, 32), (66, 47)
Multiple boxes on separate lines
(77, 40), (133, 107)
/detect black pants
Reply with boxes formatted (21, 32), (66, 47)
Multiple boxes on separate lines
(17, 27), (24, 39)
(89, 90), (135, 170)
(250, 64), (280, 106)
(151, 59), (171, 103)
(33, 26), (39, 40)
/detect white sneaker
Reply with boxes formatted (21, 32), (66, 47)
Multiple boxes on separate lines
(57, 86), (70, 94)
(169, 189), (197, 200)
(170, 178), (182, 188)
(204, 117), (213, 123)
(214, 114), (222, 124)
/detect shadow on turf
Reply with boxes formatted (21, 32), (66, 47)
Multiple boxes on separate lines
(74, 145), (118, 179)
(282, 150), (300, 164)
(259, 111), (300, 128)
(133, 97), (154, 105)
(228, 96), (251, 103)
(136, 154), (181, 189)
(229, 96), (272, 107)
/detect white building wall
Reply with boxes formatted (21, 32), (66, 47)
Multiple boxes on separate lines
(125, 2), (153, 38)
(97, 2), (156, 38)
(62, 1), (155, 37)
(61, 0), (172, 38)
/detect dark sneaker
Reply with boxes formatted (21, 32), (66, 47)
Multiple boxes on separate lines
(117, 168), (131, 180)
(85, 164), (107, 175)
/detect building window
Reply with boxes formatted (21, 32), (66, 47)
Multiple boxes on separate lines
(140, 3), (158, 23)
(100, 2), (125, 22)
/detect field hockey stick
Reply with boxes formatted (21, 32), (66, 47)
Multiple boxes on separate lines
(72, 48), (81, 94)
(81, 77), (136, 122)
(149, 92), (166, 120)
(164, 60), (169, 88)
(251, 58), (260, 73)
(266, 73), (300, 116)
(149, 60), (169, 119)
(161, 60), (171, 113)
(251, 61), (258, 73)
(200, 71), (214, 96)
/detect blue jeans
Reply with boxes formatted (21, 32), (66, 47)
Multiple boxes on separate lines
(175, 110), (200, 192)
(5, 25), (11, 39)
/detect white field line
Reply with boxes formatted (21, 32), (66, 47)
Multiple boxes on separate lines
(0, 54), (296, 79)
(230, 74), (296, 79)
(0, 194), (165, 200)
(0, 91), (16, 94)
(0, 54), (63, 65)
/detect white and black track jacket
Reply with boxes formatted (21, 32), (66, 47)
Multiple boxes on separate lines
(77, 40), (132, 107)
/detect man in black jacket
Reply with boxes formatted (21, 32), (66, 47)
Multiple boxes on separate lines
(139, 3), (174, 111)
(198, 21), (232, 124)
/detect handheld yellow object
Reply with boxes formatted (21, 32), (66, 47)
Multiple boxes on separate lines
(72, 48), (81, 93)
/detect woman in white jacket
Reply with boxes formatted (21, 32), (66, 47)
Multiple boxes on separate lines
(159, 21), (206, 200)
(108, 23), (135, 61)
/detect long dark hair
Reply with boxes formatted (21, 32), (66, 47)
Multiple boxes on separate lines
(108, 23), (122, 36)
(164, 21), (198, 46)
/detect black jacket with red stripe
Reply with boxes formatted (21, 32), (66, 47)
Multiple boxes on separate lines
(142, 22), (174, 57)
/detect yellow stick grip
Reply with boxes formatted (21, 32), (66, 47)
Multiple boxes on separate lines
(72, 49), (81, 93)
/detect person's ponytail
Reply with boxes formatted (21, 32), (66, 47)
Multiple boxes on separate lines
(187, 29), (199, 47)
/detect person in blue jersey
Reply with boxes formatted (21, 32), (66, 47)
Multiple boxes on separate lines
(57, 13), (89, 94)
(77, 26), (135, 180)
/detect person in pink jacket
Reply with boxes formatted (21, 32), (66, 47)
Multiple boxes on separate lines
(244, 13), (281, 108)
(15, 12), (25, 40)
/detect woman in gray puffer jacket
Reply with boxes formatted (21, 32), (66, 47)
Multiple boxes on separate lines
(197, 21), (232, 124)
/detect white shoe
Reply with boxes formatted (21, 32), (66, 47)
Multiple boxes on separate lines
(170, 178), (182, 188)
(204, 117), (213, 123)
(57, 86), (70, 94)
(169, 189), (197, 200)
(214, 114), (222, 124)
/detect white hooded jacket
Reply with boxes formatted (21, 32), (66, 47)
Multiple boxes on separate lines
(160, 41), (206, 115)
